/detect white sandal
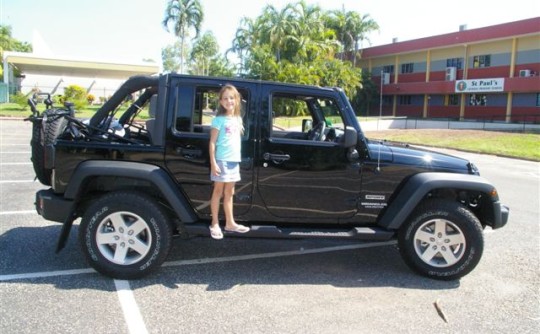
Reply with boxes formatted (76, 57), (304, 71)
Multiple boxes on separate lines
(224, 224), (250, 233)
(209, 225), (223, 240)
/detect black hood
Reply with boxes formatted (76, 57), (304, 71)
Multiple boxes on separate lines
(367, 140), (473, 173)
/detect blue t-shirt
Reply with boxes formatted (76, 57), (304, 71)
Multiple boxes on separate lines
(211, 115), (242, 162)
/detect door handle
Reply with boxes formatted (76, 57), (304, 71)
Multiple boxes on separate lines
(175, 147), (202, 158)
(263, 152), (290, 162)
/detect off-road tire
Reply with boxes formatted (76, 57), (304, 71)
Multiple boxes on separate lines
(398, 199), (484, 280)
(30, 120), (49, 185)
(79, 191), (172, 280)
(29, 110), (69, 185)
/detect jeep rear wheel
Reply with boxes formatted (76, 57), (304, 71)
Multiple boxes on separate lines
(79, 191), (172, 279)
(398, 200), (484, 280)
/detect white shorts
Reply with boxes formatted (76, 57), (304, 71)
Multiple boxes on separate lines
(211, 160), (241, 183)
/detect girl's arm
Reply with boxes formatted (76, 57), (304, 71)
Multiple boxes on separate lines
(209, 128), (220, 176)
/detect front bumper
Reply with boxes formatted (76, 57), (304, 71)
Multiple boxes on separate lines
(492, 202), (510, 229)
(35, 189), (73, 223)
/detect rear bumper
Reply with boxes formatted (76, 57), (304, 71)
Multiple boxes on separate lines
(35, 189), (73, 223)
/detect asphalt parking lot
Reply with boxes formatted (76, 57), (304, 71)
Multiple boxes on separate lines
(1, 119), (539, 334)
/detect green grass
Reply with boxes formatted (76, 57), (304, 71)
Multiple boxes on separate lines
(365, 129), (540, 161)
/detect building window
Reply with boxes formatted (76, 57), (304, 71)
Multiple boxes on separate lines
(472, 55), (491, 68)
(446, 58), (463, 70)
(536, 93), (540, 107)
(447, 94), (459, 106)
(399, 96), (412, 105)
(401, 63), (414, 74)
(469, 94), (487, 106)
(382, 96), (392, 106)
(383, 65), (394, 74)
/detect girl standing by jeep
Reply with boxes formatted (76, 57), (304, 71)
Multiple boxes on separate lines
(208, 84), (250, 239)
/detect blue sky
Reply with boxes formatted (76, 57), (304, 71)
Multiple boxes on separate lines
(2, 0), (539, 68)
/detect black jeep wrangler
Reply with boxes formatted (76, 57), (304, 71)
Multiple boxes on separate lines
(29, 74), (509, 280)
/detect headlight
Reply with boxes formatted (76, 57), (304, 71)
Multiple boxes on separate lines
(468, 162), (480, 175)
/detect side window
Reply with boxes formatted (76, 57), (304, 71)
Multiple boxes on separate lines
(472, 55), (491, 68)
(383, 65), (394, 74)
(399, 96), (412, 105)
(270, 93), (344, 142)
(447, 94), (459, 106)
(469, 94), (488, 106)
(174, 85), (249, 137)
(401, 63), (414, 74)
(446, 58), (463, 70)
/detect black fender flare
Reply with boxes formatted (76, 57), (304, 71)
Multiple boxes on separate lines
(65, 160), (198, 223)
(56, 160), (197, 252)
(378, 172), (503, 230)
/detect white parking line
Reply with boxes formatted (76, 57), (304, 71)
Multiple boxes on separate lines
(0, 241), (396, 334)
(0, 210), (36, 215)
(0, 241), (396, 282)
(114, 280), (149, 334)
(0, 162), (32, 165)
(0, 268), (95, 281)
(0, 152), (30, 154)
(0, 180), (36, 183)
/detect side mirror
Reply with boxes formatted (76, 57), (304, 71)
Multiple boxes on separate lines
(343, 127), (358, 147)
(302, 119), (312, 133)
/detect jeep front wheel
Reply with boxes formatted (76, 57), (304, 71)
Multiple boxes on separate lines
(398, 200), (484, 280)
(79, 191), (172, 279)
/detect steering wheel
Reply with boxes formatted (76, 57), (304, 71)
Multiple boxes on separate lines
(309, 121), (326, 141)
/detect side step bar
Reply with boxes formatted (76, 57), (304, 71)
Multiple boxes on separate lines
(181, 224), (395, 241)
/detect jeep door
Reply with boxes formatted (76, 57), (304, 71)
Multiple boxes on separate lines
(164, 80), (256, 217)
(256, 86), (361, 221)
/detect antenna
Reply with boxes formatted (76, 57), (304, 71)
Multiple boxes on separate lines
(376, 70), (383, 173)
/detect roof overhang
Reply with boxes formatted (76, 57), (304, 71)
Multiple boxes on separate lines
(3, 52), (159, 79)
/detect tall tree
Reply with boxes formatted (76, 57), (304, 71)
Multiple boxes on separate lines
(226, 1), (377, 108)
(326, 10), (379, 66)
(258, 3), (297, 62)
(162, 0), (204, 74)
(348, 13), (379, 67)
(228, 17), (260, 75)
(287, 1), (338, 63)
(161, 41), (183, 73)
(0, 24), (32, 77)
(189, 31), (219, 76)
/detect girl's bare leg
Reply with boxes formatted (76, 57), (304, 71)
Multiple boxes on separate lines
(210, 182), (224, 227)
(223, 182), (236, 228)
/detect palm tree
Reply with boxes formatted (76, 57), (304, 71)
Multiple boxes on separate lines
(291, 1), (324, 39)
(228, 17), (259, 75)
(190, 31), (219, 76)
(326, 10), (379, 66)
(162, 0), (204, 74)
(1, 24), (32, 77)
(348, 13), (379, 67)
(0, 25), (14, 53)
(259, 4), (297, 62)
(288, 2), (339, 62)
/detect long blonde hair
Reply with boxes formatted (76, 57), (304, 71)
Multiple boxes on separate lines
(217, 84), (242, 117)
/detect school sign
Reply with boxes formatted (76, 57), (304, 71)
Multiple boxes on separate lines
(455, 78), (505, 93)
